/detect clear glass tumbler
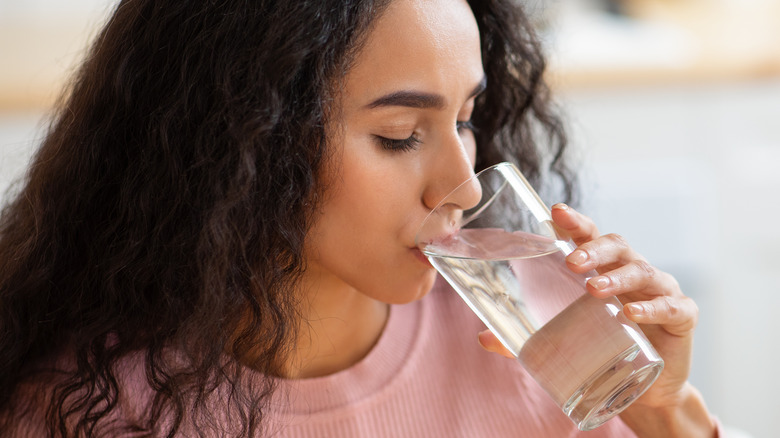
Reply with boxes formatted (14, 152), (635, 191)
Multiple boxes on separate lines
(415, 162), (664, 431)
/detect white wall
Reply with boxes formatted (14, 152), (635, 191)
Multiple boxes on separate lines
(0, 112), (41, 203)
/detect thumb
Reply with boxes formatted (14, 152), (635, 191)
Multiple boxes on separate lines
(478, 330), (516, 359)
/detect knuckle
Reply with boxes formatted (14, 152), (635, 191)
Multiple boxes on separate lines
(689, 296), (699, 315)
(604, 233), (628, 248)
(659, 295), (699, 329)
(684, 296), (700, 328)
(660, 295), (679, 317)
(666, 272), (681, 292)
(632, 259), (657, 280)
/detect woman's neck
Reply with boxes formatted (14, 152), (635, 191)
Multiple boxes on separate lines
(284, 277), (390, 379)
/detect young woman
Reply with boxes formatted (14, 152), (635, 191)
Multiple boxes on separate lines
(0, 0), (718, 436)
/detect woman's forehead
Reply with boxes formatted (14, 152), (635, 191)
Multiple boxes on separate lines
(339, 0), (483, 109)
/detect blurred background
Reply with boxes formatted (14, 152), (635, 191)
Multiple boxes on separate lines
(1, 0), (777, 436)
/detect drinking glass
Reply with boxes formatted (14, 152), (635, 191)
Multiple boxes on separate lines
(415, 162), (664, 431)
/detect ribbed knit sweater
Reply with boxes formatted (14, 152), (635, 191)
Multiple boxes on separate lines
(11, 277), (721, 437)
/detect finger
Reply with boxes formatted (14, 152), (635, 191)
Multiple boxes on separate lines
(551, 203), (599, 246)
(584, 259), (682, 299)
(565, 233), (640, 274)
(624, 296), (699, 336)
(477, 330), (515, 359)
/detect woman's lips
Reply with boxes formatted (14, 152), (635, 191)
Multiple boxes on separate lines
(412, 247), (432, 267)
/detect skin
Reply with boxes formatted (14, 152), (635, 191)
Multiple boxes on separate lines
(289, 0), (716, 436)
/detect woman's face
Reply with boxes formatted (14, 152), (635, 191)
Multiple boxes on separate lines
(303, 0), (485, 304)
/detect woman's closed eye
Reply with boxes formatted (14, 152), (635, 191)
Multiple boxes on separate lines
(375, 133), (422, 152)
(375, 120), (474, 153)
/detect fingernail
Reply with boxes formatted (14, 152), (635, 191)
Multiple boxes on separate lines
(552, 203), (569, 211)
(627, 303), (644, 316)
(588, 276), (610, 291)
(568, 249), (588, 266)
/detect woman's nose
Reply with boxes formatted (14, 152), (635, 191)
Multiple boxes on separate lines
(422, 136), (482, 212)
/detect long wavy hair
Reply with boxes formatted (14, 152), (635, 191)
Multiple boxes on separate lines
(0, 0), (573, 436)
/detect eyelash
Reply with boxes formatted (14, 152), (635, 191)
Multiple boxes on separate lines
(457, 120), (476, 134)
(376, 134), (422, 152)
(376, 120), (476, 153)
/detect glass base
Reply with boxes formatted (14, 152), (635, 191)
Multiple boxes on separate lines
(563, 344), (664, 431)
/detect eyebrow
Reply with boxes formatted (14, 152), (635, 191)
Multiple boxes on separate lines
(366, 76), (487, 110)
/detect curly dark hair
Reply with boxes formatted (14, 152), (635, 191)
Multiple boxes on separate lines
(0, 0), (573, 436)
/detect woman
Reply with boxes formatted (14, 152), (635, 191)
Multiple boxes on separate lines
(0, 0), (717, 436)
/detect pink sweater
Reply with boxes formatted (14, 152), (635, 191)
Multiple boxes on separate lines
(264, 278), (637, 437)
(11, 278), (720, 436)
